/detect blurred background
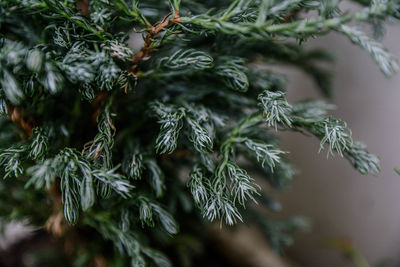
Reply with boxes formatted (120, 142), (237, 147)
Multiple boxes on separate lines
(276, 22), (400, 267)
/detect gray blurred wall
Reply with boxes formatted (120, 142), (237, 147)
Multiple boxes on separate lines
(276, 23), (400, 267)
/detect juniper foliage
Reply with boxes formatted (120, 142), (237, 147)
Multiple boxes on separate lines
(0, 0), (398, 265)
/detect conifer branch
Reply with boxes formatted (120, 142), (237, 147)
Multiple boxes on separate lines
(0, 0), (397, 264)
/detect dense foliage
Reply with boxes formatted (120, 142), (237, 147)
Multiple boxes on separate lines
(0, 0), (398, 266)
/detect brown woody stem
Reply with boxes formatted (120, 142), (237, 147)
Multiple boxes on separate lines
(129, 10), (181, 75)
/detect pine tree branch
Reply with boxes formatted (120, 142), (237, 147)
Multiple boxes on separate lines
(0, 0), (398, 264)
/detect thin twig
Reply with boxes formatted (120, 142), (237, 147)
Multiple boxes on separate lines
(129, 10), (181, 75)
